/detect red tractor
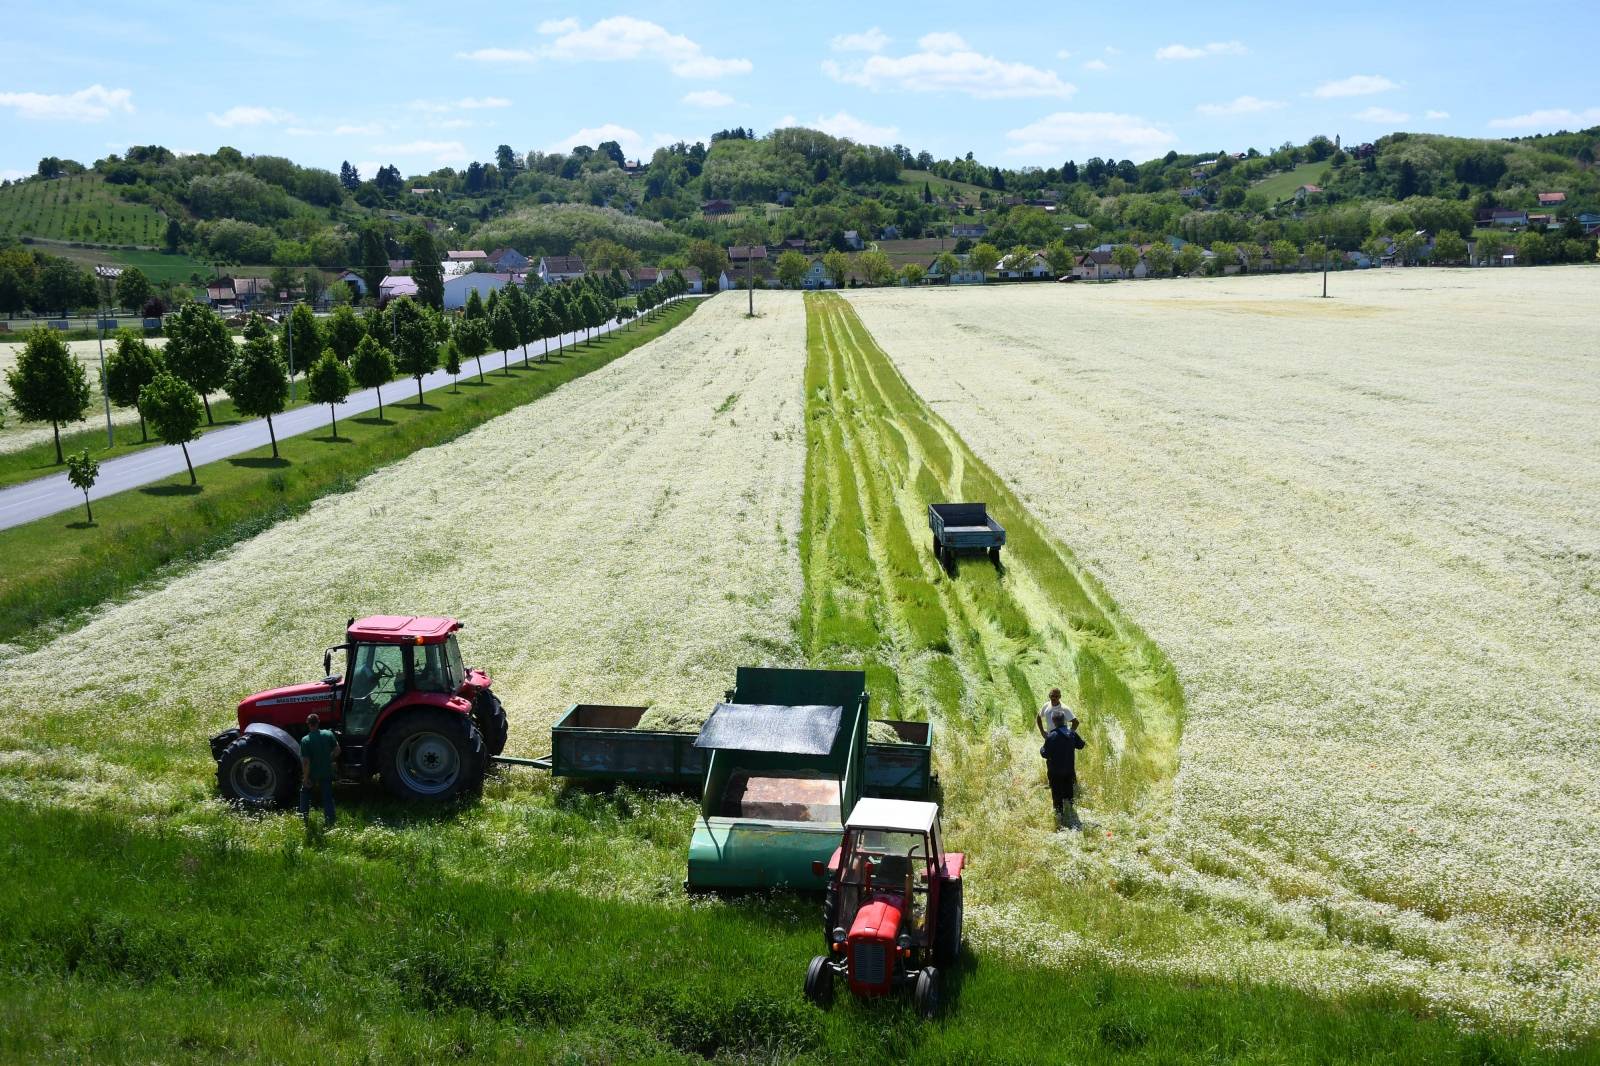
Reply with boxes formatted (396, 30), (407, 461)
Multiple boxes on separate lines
(804, 798), (965, 1019)
(209, 615), (508, 807)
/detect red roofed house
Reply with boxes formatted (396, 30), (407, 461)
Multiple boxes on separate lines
(1536, 192), (1566, 208)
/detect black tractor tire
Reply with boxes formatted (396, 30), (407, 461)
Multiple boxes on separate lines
(940, 546), (954, 573)
(822, 882), (840, 934)
(914, 966), (942, 1020)
(473, 690), (509, 757)
(935, 879), (964, 965)
(805, 955), (835, 1009)
(216, 734), (299, 809)
(989, 545), (1002, 565)
(376, 708), (486, 802)
(931, 535), (941, 558)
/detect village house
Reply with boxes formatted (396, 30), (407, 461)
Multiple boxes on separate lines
(995, 251), (1052, 280)
(842, 230), (864, 251)
(1488, 208), (1528, 227)
(800, 258), (835, 289)
(951, 223), (988, 239)
(387, 259), (414, 273)
(442, 272), (522, 311)
(1536, 191), (1566, 209)
(1073, 250), (1125, 280)
(447, 250), (489, 266)
(335, 269), (366, 297)
(536, 256), (586, 285)
(926, 254), (985, 285)
(378, 275), (419, 304)
(487, 247), (529, 272)
(629, 265), (662, 292)
(701, 198), (735, 216)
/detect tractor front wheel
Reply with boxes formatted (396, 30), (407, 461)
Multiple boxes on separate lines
(217, 734), (298, 809)
(376, 709), (486, 802)
(473, 691), (509, 757)
(935, 879), (964, 965)
(804, 956), (835, 1009)
(914, 966), (942, 1020)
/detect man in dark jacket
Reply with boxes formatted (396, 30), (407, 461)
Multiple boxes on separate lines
(1040, 709), (1086, 829)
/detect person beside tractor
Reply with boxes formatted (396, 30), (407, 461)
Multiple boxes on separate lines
(1040, 708), (1086, 830)
(1036, 688), (1074, 738)
(299, 713), (339, 828)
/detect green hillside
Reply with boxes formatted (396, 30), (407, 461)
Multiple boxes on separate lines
(0, 173), (167, 246)
(1253, 160), (1332, 202)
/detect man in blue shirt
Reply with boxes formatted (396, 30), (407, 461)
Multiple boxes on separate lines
(299, 712), (340, 828)
(1040, 709), (1086, 830)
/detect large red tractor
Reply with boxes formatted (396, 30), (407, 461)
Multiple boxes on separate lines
(804, 798), (965, 1019)
(210, 615), (508, 807)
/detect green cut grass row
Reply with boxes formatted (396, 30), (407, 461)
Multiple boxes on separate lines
(0, 300), (699, 647)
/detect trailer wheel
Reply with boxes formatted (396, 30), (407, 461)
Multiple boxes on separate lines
(940, 545), (954, 572)
(217, 734), (298, 809)
(376, 708), (486, 801)
(805, 955), (835, 1008)
(473, 691), (509, 757)
(935, 879), (964, 965)
(914, 966), (942, 1019)
(989, 545), (1002, 565)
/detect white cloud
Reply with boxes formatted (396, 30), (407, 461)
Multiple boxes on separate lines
(545, 124), (687, 161)
(455, 47), (538, 62)
(824, 35), (1073, 99)
(207, 105), (293, 128)
(1156, 40), (1247, 60)
(1082, 59), (1109, 72)
(334, 123), (385, 136)
(1425, 109), (1450, 120)
(1313, 74), (1399, 98)
(1056, 49), (1072, 59)
(1103, 45), (1121, 55)
(1354, 106), (1410, 123)
(796, 110), (899, 143)
(411, 97), (512, 113)
(1005, 111), (1176, 157)
(0, 84), (133, 122)
(1197, 95), (1285, 116)
(682, 90), (735, 108)
(538, 16), (751, 77)
(374, 139), (469, 163)
(832, 28), (889, 53)
(1486, 106), (1600, 130)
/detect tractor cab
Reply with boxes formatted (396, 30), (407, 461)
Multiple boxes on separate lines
(805, 798), (966, 1019)
(210, 615), (509, 809)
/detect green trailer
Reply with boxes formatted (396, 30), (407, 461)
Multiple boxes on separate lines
(686, 667), (872, 891)
(544, 704), (706, 786)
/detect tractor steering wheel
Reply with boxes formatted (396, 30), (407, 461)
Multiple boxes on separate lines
(371, 659), (396, 681)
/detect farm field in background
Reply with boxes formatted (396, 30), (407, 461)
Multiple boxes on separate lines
(0, 172), (166, 245)
(0, 336), (171, 456)
(25, 243), (221, 285)
(1251, 159), (1333, 201)
(846, 266), (1600, 1032)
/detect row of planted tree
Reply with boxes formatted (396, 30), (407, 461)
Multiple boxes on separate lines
(4, 269), (692, 496)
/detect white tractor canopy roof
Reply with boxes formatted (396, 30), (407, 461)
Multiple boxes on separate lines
(846, 797), (938, 835)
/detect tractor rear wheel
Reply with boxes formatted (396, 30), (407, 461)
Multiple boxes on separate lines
(217, 734), (298, 809)
(914, 966), (942, 1019)
(376, 708), (486, 802)
(935, 879), (964, 965)
(473, 691), (509, 757)
(804, 955), (835, 1008)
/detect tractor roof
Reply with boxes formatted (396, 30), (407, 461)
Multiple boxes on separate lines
(846, 797), (938, 835)
(347, 615), (461, 644)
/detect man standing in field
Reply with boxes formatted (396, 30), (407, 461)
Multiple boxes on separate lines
(1040, 709), (1086, 830)
(299, 713), (339, 829)
(1037, 688), (1073, 738)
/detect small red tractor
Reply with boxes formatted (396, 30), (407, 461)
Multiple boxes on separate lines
(804, 797), (965, 1019)
(210, 615), (508, 807)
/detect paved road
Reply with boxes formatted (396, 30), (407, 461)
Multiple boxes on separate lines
(0, 303), (681, 530)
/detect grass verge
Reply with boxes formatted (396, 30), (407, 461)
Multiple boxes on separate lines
(0, 300), (699, 646)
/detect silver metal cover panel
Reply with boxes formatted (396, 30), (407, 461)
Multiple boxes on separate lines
(693, 703), (844, 754)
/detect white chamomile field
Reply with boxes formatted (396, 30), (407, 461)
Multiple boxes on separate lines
(846, 267), (1600, 1031)
(0, 337), (171, 453)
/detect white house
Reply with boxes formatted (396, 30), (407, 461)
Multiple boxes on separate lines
(378, 275), (418, 303)
(335, 269), (366, 297)
(996, 251), (1052, 280)
(537, 256), (586, 285)
(443, 272), (521, 311)
(1072, 250), (1125, 280)
(926, 254), (984, 284)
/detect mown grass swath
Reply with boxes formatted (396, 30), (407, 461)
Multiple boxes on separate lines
(0, 298), (699, 646)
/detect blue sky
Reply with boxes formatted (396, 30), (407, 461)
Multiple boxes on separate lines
(3, 1), (1597, 181)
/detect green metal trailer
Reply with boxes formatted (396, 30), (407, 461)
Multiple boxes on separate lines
(687, 667), (870, 891)
(546, 704), (706, 786)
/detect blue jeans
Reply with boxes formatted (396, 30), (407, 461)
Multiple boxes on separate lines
(299, 778), (335, 826)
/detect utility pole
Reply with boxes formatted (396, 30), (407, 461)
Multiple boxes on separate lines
(93, 265), (120, 447)
(286, 306), (296, 403)
(1320, 233), (1330, 298)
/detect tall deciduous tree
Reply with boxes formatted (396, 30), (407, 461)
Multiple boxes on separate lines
(358, 224), (388, 299)
(857, 249), (894, 286)
(968, 242), (1001, 280)
(821, 250), (851, 288)
(464, 287), (486, 320)
(226, 332), (289, 458)
(325, 304), (367, 361)
(1145, 242), (1175, 277)
(4, 327), (91, 463)
(775, 250), (808, 290)
(104, 329), (164, 442)
(454, 317), (491, 384)
(114, 268), (151, 314)
(411, 228), (445, 309)
(280, 303), (322, 386)
(1112, 244), (1140, 277)
(390, 298), (438, 404)
(349, 335), (396, 420)
(489, 299), (520, 374)
(163, 302), (233, 424)
(306, 348), (354, 439)
(140, 372), (204, 485)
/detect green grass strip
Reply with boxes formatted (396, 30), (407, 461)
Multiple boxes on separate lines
(0, 300), (700, 646)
